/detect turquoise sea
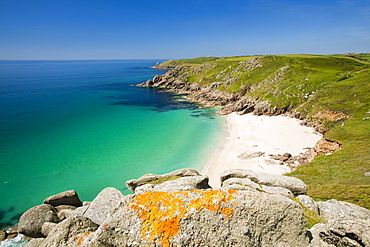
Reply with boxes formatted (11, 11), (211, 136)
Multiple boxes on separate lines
(0, 60), (225, 229)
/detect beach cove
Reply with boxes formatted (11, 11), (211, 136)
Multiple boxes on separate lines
(203, 112), (323, 187)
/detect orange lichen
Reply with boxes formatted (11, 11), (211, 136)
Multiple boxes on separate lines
(75, 232), (89, 246)
(128, 189), (238, 247)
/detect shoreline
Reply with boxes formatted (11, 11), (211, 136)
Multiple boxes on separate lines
(203, 112), (323, 188)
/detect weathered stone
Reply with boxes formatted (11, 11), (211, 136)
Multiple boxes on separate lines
(297, 195), (319, 214)
(261, 185), (294, 198)
(0, 231), (6, 241)
(6, 225), (18, 240)
(220, 169), (259, 184)
(41, 222), (57, 237)
(309, 219), (370, 247)
(126, 168), (202, 192)
(55, 205), (76, 212)
(314, 138), (341, 156)
(23, 238), (46, 247)
(43, 190), (82, 207)
(40, 216), (98, 247)
(221, 177), (261, 190)
(18, 204), (59, 238)
(220, 169), (307, 195)
(57, 209), (76, 221)
(237, 151), (264, 160)
(82, 187), (124, 225)
(316, 199), (370, 223)
(135, 175), (211, 193)
(58, 205), (89, 221)
(89, 189), (309, 246)
(221, 183), (259, 192)
(256, 172), (307, 195)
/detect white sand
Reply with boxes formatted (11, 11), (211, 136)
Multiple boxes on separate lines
(203, 112), (322, 188)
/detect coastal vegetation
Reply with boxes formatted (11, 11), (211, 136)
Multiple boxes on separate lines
(155, 53), (370, 208)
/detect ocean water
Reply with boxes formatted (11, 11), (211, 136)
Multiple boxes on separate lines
(0, 60), (225, 229)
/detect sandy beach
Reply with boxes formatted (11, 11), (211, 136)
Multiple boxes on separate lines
(203, 113), (322, 187)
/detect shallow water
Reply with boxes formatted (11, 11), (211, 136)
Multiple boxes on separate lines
(0, 60), (224, 228)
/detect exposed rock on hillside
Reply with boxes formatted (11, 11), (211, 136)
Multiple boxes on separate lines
(137, 65), (288, 116)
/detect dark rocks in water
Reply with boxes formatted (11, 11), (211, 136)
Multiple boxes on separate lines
(43, 190), (82, 207)
(18, 204), (59, 238)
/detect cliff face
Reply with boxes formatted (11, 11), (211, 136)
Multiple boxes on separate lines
(19, 169), (370, 246)
(137, 65), (288, 117)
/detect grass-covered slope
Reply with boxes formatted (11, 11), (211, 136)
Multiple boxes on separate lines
(160, 54), (370, 208)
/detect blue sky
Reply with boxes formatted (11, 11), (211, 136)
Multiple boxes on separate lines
(1, 0), (369, 60)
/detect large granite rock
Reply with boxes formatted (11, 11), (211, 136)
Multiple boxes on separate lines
(23, 238), (46, 247)
(221, 177), (294, 198)
(220, 169), (259, 183)
(309, 219), (370, 247)
(316, 199), (370, 223)
(126, 168), (201, 192)
(43, 190), (82, 207)
(297, 195), (319, 214)
(41, 222), (57, 237)
(18, 204), (59, 238)
(220, 169), (307, 195)
(38, 216), (99, 247)
(88, 189), (309, 246)
(135, 175), (211, 193)
(82, 187), (124, 225)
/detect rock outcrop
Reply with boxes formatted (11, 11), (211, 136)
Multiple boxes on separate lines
(88, 189), (308, 247)
(309, 219), (370, 246)
(82, 187), (125, 225)
(126, 168), (204, 193)
(137, 66), (289, 117)
(14, 168), (370, 247)
(43, 190), (82, 207)
(18, 204), (59, 238)
(220, 169), (308, 195)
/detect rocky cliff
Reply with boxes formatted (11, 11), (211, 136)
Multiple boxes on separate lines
(13, 168), (370, 246)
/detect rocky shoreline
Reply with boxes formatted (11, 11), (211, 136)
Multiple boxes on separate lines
(137, 65), (341, 172)
(137, 65), (334, 134)
(6, 168), (370, 246)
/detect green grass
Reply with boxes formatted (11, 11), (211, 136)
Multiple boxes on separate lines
(292, 198), (326, 229)
(155, 53), (370, 209)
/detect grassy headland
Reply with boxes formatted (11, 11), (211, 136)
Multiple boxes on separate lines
(157, 53), (370, 208)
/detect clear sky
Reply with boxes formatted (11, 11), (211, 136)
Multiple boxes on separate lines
(1, 0), (369, 60)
